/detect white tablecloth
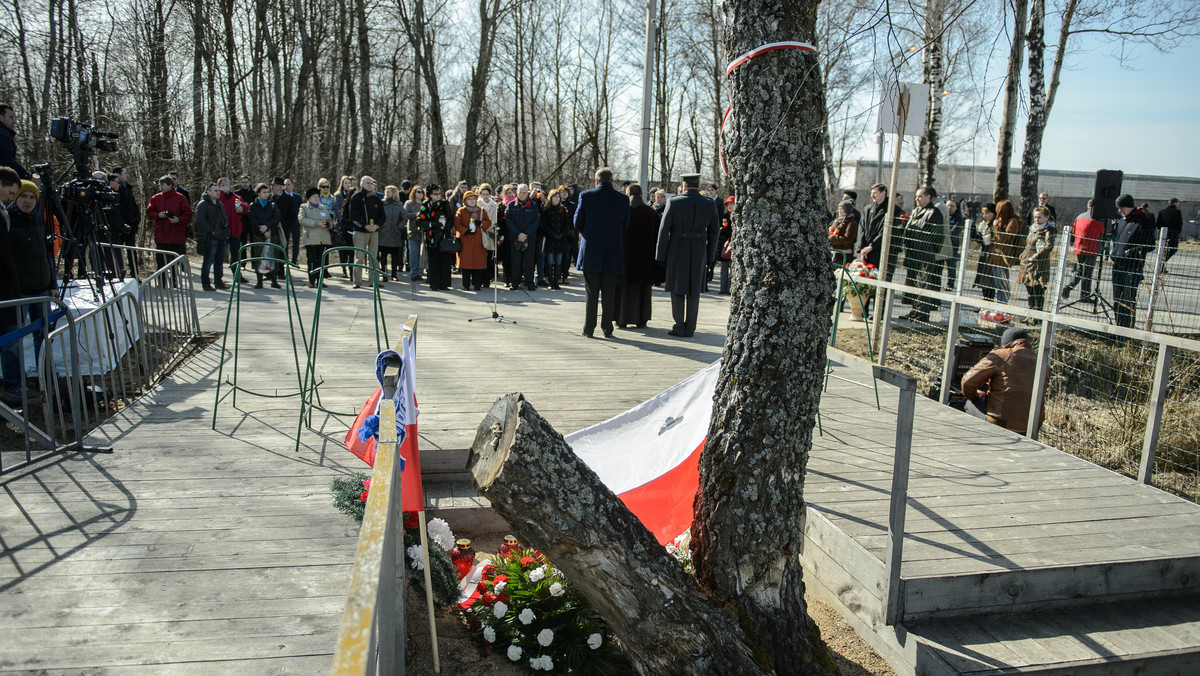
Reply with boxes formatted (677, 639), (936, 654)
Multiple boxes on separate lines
(23, 278), (141, 377)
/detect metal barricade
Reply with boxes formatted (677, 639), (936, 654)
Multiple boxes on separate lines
(1, 245), (200, 475)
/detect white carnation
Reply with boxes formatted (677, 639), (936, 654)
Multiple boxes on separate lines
(549, 582), (564, 597)
(537, 628), (554, 646)
(493, 601), (508, 619)
(482, 626), (496, 643)
(529, 565), (546, 582)
(406, 544), (424, 571)
(530, 655), (554, 671)
(518, 608), (535, 625)
(494, 580), (507, 593)
(425, 517), (456, 552)
(588, 632), (603, 650)
(506, 645), (522, 661)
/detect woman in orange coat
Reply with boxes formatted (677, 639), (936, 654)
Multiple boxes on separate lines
(454, 190), (493, 291)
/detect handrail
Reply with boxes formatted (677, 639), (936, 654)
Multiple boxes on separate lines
(332, 314), (418, 676)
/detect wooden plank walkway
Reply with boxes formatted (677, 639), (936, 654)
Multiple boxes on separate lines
(4, 273), (1200, 673)
(0, 277), (730, 673)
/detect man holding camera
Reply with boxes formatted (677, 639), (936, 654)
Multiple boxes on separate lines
(145, 176), (192, 276)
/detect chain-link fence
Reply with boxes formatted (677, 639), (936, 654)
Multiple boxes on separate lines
(832, 218), (1200, 504)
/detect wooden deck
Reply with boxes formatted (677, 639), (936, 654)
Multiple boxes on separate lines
(0, 277), (729, 673)
(3, 274), (1200, 673)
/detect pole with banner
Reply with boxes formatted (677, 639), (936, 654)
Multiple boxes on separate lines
(871, 81), (928, 362)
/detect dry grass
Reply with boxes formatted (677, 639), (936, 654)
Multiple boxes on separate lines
(832, 320), (1200, 503)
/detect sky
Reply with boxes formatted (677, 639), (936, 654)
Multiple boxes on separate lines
(851, 34), (1200, 179)
(1028, 36), (1200, 178)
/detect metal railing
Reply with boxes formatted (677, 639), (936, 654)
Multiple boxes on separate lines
(332, 315), (418, 676)
(0, 245), (199, 475)
(838, 225), (1200, 502)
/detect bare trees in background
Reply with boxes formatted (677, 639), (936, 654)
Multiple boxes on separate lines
(0, 0), (1194, 208)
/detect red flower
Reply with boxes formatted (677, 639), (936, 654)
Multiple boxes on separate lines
(481, 564), (497, 580)
(496, 592), (509, 605)
(481, 592), (496, 606)
(362, 478), (371, 490)
(493, 574), (509, 584)
(858, 271), (867, 277)
(403, 512), (419, 530)
(477, 580), (489, 594)
(359, 490), (369, 502)
(520, 556), (535, 566)
(865, 263), (876, 269)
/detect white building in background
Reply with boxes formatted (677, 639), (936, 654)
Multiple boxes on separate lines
(843, 160), (1200, 238)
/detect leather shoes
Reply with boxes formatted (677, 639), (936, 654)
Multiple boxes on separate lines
(668, 329), (685, 337)
(602, 329), (614, 338)
(582, 330), (594, 338)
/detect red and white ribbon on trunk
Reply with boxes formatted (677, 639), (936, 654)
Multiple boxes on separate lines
(720, 40), (818, 175)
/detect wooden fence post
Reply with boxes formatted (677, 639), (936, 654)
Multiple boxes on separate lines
(1139, 343), (1174, 485)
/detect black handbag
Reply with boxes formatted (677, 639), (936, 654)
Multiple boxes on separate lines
(438, 236), (462, 253)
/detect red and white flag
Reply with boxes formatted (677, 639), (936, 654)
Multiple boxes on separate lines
(567, 360), (720, 545)
(345, 332), (425, 513)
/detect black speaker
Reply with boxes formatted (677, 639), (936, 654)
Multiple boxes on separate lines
(1092, 170), (1123, 220)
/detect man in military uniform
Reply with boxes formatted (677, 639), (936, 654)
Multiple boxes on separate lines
(656, 173), (720, 337)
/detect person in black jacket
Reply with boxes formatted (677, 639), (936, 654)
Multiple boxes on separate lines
(420, 184), (454, 291)
(506, 184), (541, 291)
(616, 184), (661, 328)
(540, 187), (572, 290)
(347, 176), (385, 289)
(855, 183), (901, 275)
(4, 181), (56, 402)
(1112, 194), (1156, 329)
(112, 167), (140, 275)
(0, 104), (31, 180)
(655, 173), (717, 338)
(0, 168), (27, 405)
(270, 177), (299, 266)
(246, 183), (283, 289)
(1157, 197), (1183, 263)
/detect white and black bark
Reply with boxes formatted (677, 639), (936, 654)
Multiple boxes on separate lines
(917, 0), (945, 189)
(994, 0), (1028, 203)
(1018, 0), (1047, 221)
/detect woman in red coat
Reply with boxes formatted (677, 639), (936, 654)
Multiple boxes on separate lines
(453, 191), (492, 291)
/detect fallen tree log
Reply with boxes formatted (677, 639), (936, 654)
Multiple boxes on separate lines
(468, 393), (767, 674)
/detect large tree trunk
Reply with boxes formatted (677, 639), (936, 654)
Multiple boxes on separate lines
(468, 395), (765, 674)
(221, 0), (241, 169)
(994, 0), (1028, 203)
(692, 0), (834, 672)
(191, 0), (205, 177)
(1018, 0), (1046, 221)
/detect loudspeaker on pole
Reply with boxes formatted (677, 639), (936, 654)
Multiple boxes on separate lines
(1092, 169), (1123, 220)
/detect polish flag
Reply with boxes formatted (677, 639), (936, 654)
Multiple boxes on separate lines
(344, 333), (425, 513)
(567, 360), (720, 545)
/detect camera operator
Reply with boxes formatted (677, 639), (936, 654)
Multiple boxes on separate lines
(145, 175), (192, 278)
(113, 167), (140, 271)
(0, 104), (32, 181)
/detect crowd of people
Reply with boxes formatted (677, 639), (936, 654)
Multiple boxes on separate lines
(832, 183), (1177, 329)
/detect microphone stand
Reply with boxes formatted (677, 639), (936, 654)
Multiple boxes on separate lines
(470, 227), (515, 324)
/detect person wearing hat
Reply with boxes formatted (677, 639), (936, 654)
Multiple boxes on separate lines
(615, 183), (661, 328)
(299, 186), (334, 287)
(453, 190), (492, 291)
(3, 179), (55, 404)
(961, 327), (1037, 434)
(1111, 194), (1156, 329)
(656, 172), (720, 338)
(145, 175), (193, 275)
(270, 177), (300, 266)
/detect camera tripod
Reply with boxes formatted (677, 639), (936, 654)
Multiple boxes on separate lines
(1059, 249), (1114, 322)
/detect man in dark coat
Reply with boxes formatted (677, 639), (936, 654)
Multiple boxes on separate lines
(574, 167), (629, 338)
(901, 186), (945, 322)
(270, 177), (300, 265)
(656, 173), (719, 338)
(0, 104), (31, 180)
(1112, 194), (1156, 329)
(616, 184), (660, 328)
(856, 183), (901, 276)
(1157, 197), (1183, 262)
(506, 184), (541, 291)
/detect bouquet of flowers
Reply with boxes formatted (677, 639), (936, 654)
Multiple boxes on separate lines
(841, 260), (879, 299)
(464, 546), (612, 674)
